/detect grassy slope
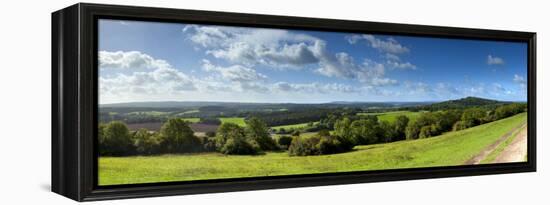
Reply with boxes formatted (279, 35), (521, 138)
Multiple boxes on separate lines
(219, 117), (246, 126)
(99, 113), (526, 185)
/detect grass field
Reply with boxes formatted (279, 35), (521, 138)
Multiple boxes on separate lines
(358, 111), (423, 123)
(219, 117), (246, 126)
(181, 118), (200, 123)
(99, 113), (526, 185)
(271, 122), (319, 130)
(128, 111), (169, 116)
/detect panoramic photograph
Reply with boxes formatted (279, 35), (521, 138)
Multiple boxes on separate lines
(97, 19), (528, 186)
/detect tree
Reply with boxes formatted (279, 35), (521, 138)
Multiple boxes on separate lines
(461, 107), (486, 127)
(216, 122), (258, 155)
(159, 118), (201, 153)
(99, 121), (134, 156)
(276, 135), (293, 149)
(393, 115), (409, 141)
(215, 123), (243, 149)
(245, 117), (278, 150)
(405, 121), (420, 140)
(379, 121), (396, 142)
(350, 119), (380, 145)
(133, 128), (160, 155)
(334, 117), (352, 140)
(318, 129), (331, 137)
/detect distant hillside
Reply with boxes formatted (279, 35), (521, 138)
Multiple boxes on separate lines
(418, 97), (508, 111)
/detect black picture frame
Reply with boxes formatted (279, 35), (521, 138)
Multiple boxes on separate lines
(52, 3), (536, 201)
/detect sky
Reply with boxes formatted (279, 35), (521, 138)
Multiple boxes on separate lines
(98, 19), (528, 104)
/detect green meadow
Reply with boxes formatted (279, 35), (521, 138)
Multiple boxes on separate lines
(99, 112), (526, 185)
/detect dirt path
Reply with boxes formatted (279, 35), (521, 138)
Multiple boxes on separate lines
(464, 123), (526, 165)
(493, 127), (528, 163)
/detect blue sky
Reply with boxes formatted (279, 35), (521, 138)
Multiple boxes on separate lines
(98, 19), (527, 104)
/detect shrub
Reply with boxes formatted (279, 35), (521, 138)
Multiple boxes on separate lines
(220, 137), (259, 155)
(288, 135), (353, 156)
(288, 136), (320, 156)
(99, 121), (135, 156)
(277, 135), (293, 149)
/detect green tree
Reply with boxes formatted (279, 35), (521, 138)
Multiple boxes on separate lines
(133, 128), (161, 155)
(159, 118), (201, 153)
(99, 121), (134, 156)
(334, 117), (352, 140)
(216, 122), (258, 155)
(379, 121), (396, 142)
(245, 117), (278, 150)
(393, 115), (409, 141)
(461, 108), (486, 128)
(350, 119), (380, 145)
(216, 123), (241, 148)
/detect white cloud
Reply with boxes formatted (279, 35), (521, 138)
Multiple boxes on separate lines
(184, 25), (401, 87)
(513, 74), (526, 84)
(99, 51), (198, 103)
(347, 35), (416, 70)
(202, 60), (267, 82)
(513, 74), (527, 94)
(386, 60), (417, 70)
(201, 60), (269, 93)
(99, 51), (171, 70)
(315, 49), (398, 86)
(273, 82), (360, 94)
(183, 25), (320, 68)
(487, 55), (505, 65)
(347, 34), (409, 54)
(385, 53), (401, 61)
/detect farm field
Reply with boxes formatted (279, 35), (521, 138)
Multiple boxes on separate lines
(219, 117), (246, 126)
(271, 122), (319, 130)
(99, 112), (526, 185)
(358, 111), (423, 123)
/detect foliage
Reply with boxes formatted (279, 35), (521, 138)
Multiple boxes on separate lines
(276, 135), (293, 149)
(393, 115), (409, 141)
(220, 137), (259, 155)
(99, 121), (135, 156)
(245, 117), (278, 151)
(132, 128), (161, 155)
(159, 118), (202, 153)
(288, 131), (354, 156)
(215, 122), (260, 155)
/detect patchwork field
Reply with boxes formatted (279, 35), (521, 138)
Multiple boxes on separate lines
(219, 117), (246, 126)
(271, 122), (319, 130)
(99, 112), (526, 185)
(358, 111), (423, 123)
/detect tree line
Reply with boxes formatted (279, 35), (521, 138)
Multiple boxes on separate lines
(285, 102), (526, 156)
(98, 117), (279, 156)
